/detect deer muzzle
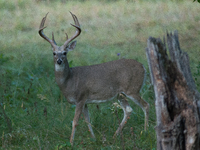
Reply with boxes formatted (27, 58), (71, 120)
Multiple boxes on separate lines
(57, 59), (62, 65)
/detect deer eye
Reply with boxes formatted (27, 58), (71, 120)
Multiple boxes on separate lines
(63, 52), (67, 55)
(53, 52), (56, 56)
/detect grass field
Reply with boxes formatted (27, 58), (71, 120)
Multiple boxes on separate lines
(0, 0), (200, 149)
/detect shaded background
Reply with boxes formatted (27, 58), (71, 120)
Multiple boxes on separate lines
(0, 0), (200, 149)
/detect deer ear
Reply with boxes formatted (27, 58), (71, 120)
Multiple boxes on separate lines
(66, 41), (77, 52)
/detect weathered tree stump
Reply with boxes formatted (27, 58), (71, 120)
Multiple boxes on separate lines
(146, 31), (200, 150)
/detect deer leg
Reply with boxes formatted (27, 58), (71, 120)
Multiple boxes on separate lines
(70, 101), (85, 146)
(83, 104), (95, 139)
(113, 93), (133, 138)
(127, 95), (149, 131)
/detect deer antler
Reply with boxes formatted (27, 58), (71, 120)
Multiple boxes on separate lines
(62, 12), (81, 49)
(39, 13), (57, 49)
(39, 12), (81, 50)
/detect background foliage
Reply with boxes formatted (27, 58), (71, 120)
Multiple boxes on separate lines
(0, 0), (200, 149)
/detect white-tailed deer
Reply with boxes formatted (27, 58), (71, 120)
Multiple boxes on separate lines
(39, 12), (149, 145)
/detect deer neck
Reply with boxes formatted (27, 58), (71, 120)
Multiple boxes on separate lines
(54, 60), (71, 86)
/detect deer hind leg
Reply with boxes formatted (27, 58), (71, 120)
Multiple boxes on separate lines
(70, 101), (85, 146)
(127, 94), (149, 131)
(83, 104), (95, 139)
(113, 93), (133, 138)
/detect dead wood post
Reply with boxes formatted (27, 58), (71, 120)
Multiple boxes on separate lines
(146, 30), (200, 150)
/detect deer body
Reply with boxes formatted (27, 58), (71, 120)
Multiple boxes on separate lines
(56, 59), (144, 104)
(39, 12), (149, 146)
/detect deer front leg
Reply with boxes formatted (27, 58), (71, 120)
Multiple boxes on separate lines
(70, 101), (85, 146)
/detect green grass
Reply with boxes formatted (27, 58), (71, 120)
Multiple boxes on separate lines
(0, 0), (200, 149)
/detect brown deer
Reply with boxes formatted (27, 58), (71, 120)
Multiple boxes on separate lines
(38, 12), (149, 146)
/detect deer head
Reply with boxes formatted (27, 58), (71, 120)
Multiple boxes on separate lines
(38, 12), (81, 67)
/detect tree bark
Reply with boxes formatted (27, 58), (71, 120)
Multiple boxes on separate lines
(146, 31), (200, 150)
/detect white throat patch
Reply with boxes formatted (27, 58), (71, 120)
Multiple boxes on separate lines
(55, 63), (65, 72)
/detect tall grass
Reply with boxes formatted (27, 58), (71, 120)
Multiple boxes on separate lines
(0, 0), (200, 149)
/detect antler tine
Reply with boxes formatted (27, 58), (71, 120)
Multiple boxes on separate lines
(52, 32), (57, 45)
(38, 13), (57, 49)
(70, 12), (78, 25)
(73, 13), (80, 27)
(70, 11), (81, 31)
(39, 13), (48, 31)
(70, 12), (76, 22)
(70, 12), (80, 29)
(62, 12), (81, 48)
(39, 16), (45, 29)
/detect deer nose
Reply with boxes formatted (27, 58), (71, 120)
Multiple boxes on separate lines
(57, 59), (62, 65)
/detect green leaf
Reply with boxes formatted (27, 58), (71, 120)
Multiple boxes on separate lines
(65, 141), (71, 147)
(33, 136), (38, 141)
(69, 60), (73, 68)
(55, 142), (71, 150)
